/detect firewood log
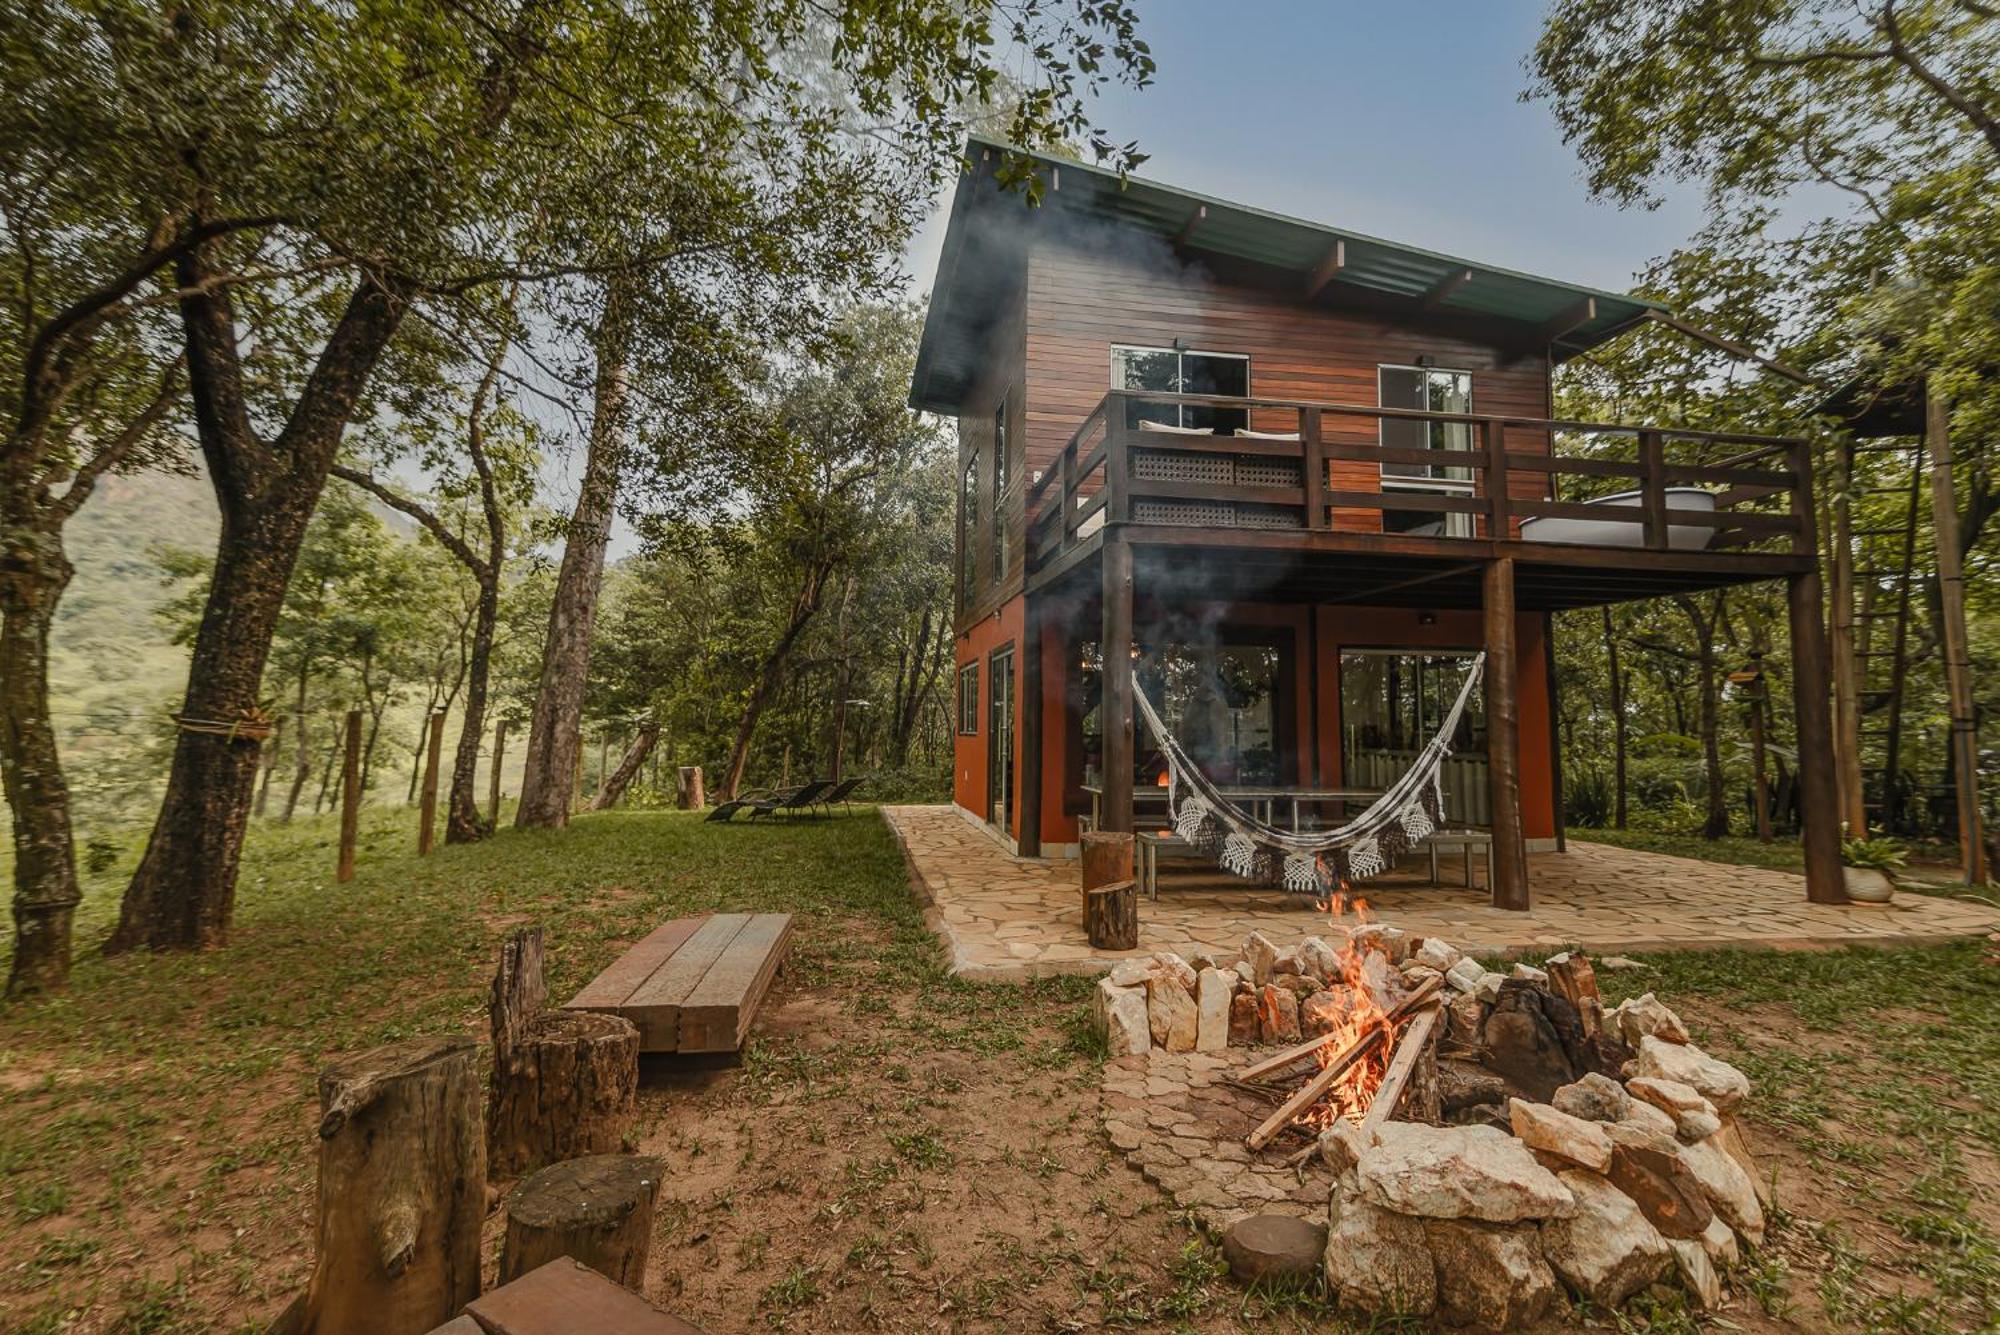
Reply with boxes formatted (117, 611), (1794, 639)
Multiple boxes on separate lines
(501, 1154), (665, 1290)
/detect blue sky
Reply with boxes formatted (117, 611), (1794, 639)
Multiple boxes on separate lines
(906, 1), (1706, 296)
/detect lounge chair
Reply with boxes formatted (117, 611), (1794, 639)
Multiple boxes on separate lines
(815, 776), (865, 814)
(747, 779), (833, 820)
(705, 785), (799, 822)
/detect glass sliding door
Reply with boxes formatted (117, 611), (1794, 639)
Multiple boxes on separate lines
(1378, 365), (1475, 537)
(1339, 649), (1488, 825)
(1112, 345), (1250, 433)
(1080, 631), (1292, 792)
(988, 646), (1016, 832)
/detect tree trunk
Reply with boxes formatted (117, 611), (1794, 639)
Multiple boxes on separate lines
(1, 536), (82, 997)
(591, 718), (661, 811)
(314, 728), (342, 814)
(283, 670), (312, 823)
(255, 714), (283, 817)
(446, 574), (501, 842)
(296, 1035), (485, 1335)
(828, 574), (856, 782)
(1676, 595), (1729, 840)
(517, 279), (632, 830)
(500, 1155), (664, 1290)
(720, 563), (831, 801)
(1602, 606), (1628, 829)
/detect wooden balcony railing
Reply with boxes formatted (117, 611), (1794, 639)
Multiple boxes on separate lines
(1024, 391), (1811, 570)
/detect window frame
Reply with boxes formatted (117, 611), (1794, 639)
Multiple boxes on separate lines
(957, 661), (980, 735)
(1377, 363), (1477, 538)
(1110, 344), (1251, 431)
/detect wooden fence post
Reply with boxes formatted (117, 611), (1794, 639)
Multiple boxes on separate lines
(419, 710), (445, 855)
(337, 710), (362, 883)
(488, 718), (507, 827)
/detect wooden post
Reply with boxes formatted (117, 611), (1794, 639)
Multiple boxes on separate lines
(1747, 659), (1773, 843)
(1019, 596), (1044, 857)
(1482, 418), (1510, 540)
(1830, 437), (1867, 834)
(1789, 568), (1849, 903)
(1639, 431), (1667, 549)
(501, 1155), (664, 1291)
(1927, 388), (1986, 884)
(488, 718), (507, 826)
(1101, 538), (1135, 835)
(597, 732), (609, 797)
(337, 709), (362, 884)
(418, 710), (445, 855)
(1484, 558), (1529, 910)
(1301, 406), (1327, 529)
(1081, 830), (1135, 907)
(1543, 612), (1566, 853)
(677, 765), (706, 810)
(296, 1036), (485, 1334)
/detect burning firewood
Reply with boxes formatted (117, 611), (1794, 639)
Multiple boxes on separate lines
(1237, 974), (1442, 1084)
(1359, 1002), (1443, 1135)
(1243, 983), (1443, 1151)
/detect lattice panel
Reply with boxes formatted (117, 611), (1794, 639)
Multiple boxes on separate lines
(1234, 458), (1303, 488)
(1132, 448), (1234, 484)
(1134, 499), (1236, 528)
(1234, 504), (1306, 530)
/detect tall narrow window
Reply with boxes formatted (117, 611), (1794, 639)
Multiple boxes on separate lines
(1378, 365), (1474, 538)
(992, 397), (1009, 584)
(1112, 346), (1249, 433)
(958, 662), (980, 734)
(959, 451), (978, 604)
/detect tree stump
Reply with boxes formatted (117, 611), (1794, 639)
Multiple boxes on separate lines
(1080, 830), (1134, 910)
(297, 1035), (484, 1335)
(677, 765), (705, 810)
(501, 1154), (666, 1290)
(488, 927), (639, 1176)
(1085, 878), (1139, 950)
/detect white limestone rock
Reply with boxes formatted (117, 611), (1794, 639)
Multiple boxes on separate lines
(1355, 1122), (1576, 1223)
(1325, 1174), (1437, 1317)
(1668, 1235), (1724, 1309)
(1151, 951), (1199, 994)
(1194, 967), (1237, 1053)
(1509, 1098), (1613, 1173)
(1093, 979), (1150, 1057)
(1597, 955), (1649, 972)
(1626, 1035), (1750, 1113)
(1620, 1097), (1679, 1138)
(1415, 936), (1463, 972)
(1242, 930), (1281, 987)
(1697, 1212), (1739, 1270)
(1510, 962), (1549, 985)
(1297, 935), (1343, 985)
(1423, 1218), (1561, 1330)
(1552, 1071), (1630, 1123)
(1474, 971), (1508, 1004)
(1540, 1168), (1674, 1308)
(1318, 1120), (1368, 1174)
(1444, 957), (1487, 994)
(1678, 1132), (1766, 1245)
(1629, 1075), (1722, 1141)
(1145, 971), (1199, 1052)
(1613, 992), (1691, 1046)
(1106, 958), (1153, 987)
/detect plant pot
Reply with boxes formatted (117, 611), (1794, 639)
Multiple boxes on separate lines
(1842, 866), (1895, 903)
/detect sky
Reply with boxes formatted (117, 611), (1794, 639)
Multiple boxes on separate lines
(904, 0), (1706, 299)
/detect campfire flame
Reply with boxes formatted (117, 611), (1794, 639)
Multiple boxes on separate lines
(1300, 879), (1400, 1128)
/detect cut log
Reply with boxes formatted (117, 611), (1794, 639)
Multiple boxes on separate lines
(299, 1035), (485, 1335)
(501, 1155), (665, 1290)
(1085, 878), (1139, 950)
(676, 765), (705, 810)
(1360, 1003), (1442, 1135)
(1393, 1008), (1443, 1125)
(1080, 830), (1134, 908)
(487, 925), (640, 1175)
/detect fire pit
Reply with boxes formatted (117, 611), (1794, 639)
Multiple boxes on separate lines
(1094, 924), (1765, 1327)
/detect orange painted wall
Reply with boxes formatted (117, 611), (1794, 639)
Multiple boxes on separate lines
(952, 597), (1025, 835)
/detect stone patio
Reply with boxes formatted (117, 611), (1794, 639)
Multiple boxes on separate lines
(883, 805), (1999, 980)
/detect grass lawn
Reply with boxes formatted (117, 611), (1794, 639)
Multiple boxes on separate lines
(2, 805), (1996, 1332)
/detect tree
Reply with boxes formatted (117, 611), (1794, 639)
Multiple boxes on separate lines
(59, 0), (1150, 953)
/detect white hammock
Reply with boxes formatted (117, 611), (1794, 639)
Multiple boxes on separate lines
(1131, 652), (1485, 895)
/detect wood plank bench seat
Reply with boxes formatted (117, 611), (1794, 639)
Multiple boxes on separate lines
(564, 912), (792, 1054)
(430, 1258), (707, 1334)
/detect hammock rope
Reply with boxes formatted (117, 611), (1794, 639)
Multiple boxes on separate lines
(1131, 652), (1485, 895)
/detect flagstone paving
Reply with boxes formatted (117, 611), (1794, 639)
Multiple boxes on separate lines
(882, 805), (1999, 980)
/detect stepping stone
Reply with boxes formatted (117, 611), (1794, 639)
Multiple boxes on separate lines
(1221, 1212), (1327, 1285)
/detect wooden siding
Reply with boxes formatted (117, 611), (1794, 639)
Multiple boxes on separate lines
(1020, 240), (1555, 542)
(954, 271), (1028, 633)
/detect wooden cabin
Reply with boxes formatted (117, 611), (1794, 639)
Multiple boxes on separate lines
(911, 139), (1844, 908)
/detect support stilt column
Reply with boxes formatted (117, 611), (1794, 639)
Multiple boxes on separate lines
(1788, 568), (1848, 903)
(1019, 595), (1044, 857)
(1484, 557), (1529, 911)
(1927, 388), (1986, 884)
(1101, 540), (1135, 836)
(1830, 436), (1867, 834)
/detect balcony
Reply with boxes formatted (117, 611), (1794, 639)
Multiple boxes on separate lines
(1023, 391), (1816, 611)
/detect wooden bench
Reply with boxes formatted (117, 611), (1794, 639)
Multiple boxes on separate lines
(564, 912), (792, 1054)
(430, 1258), (707, 1334)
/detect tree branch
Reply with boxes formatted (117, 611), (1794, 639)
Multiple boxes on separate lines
(1879, 0), (2000, 162)
(48, 358), (186, 523)
(330, 464), (488, 578)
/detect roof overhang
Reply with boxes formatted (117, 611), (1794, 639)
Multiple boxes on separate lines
(911, 137), (1670, 415)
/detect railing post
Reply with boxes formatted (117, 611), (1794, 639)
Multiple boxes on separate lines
(1105, 392), (1131, 524)
(1061, 437), (1079, 542)
(1787, 438), (1816, 556)
(1482, 418), (1509, 540)
(1301, 406), (1326, 529)
(1639, 430), (1667, 549)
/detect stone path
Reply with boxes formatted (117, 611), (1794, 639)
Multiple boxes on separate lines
(1100, 1051), (1327, 1235)
(884, 805), (1998, 981)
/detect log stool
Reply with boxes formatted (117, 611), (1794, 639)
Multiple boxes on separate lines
(501, 1155), (666, 1289)
(1085, 878), (1139, 950)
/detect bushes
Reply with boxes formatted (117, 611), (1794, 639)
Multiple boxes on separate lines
(1565, 771), (1613, 828)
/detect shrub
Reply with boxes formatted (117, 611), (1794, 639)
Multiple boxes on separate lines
(1565, 771), (1613, 827)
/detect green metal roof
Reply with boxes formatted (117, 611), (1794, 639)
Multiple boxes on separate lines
(911, 136), (1668, 414)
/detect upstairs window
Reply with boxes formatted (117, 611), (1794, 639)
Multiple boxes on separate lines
(959, 451), (978, 604)
(993, 398), (1009, 584)
(1112, 345), (1249, 433)
(1378, 365), (1474, 538)
(958, 662), (980, 734)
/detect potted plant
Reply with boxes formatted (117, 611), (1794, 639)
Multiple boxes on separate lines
(1841, 835), (1907, 903)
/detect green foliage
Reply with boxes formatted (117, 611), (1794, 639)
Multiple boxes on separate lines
(1842, 834), (1910, 872)
(1564, 771), (1614, 828)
